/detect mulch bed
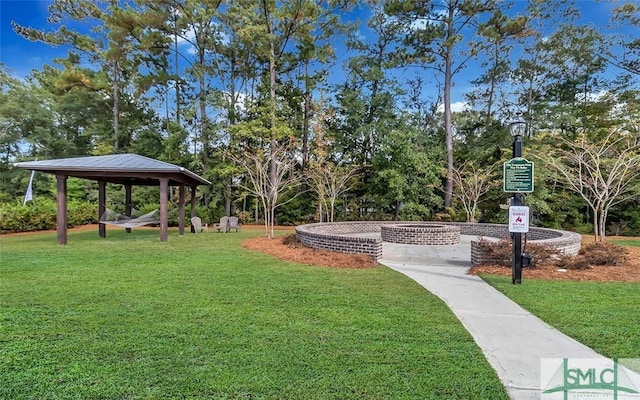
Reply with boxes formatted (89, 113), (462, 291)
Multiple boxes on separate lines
(244, 233), (640, 282)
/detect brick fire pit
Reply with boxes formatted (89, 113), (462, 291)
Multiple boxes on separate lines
(380, 224), (461, 245)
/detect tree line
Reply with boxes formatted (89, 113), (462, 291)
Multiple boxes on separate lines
(1, 0), (639, 239)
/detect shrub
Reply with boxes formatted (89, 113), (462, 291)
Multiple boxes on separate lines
(237, 210), (253, 224)
(559, 242), (629, 270)
(282, 234), (304, 248)
(580, 242), (629, 266)
(0, 199), (56, 233)
(522, 242), (562, 268)
(475, 238), (511, 266)
(399, 202), (432, 221)
(274, 193), (314, 226)
(0, 199), (99, 233)
(475, 237), (563, 269)
(195, 205), (218, 225)
(68, 200), (98, 226)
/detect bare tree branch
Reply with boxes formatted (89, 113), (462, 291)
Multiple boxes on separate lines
(538, 130), (640, 242)
(452, 160), (500, 223)
(230, 140), (302, 238)
(306, 161), (359, 222)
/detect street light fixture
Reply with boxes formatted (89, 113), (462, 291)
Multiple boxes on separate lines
(509, 114), (526, 284)
(510, 114), (527, 139)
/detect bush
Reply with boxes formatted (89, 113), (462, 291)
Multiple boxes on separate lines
(0, 199), (99, 233)
(237, 210), (253, 224)
(0, 200), (56, 233)
(399, 202), (432, 221)
(68, 200), (98, 226)
(273, 193), (315, 226)
(0, 198), (236, 233)
(195, 205), (218, 225)
(475, 238), (512, 266)
(559, 242), (629, 270)
(475, 237), (562, 269)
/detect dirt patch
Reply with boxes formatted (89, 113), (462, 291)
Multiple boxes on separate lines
(242, 234), (377, 269)
(245, 231), (639, 280)
(468, 236), (640, 282)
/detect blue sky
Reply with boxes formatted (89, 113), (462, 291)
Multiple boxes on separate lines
(1, 0), (360, 77)
(0, 0), (630, 108)
(1, 0), (55, 77)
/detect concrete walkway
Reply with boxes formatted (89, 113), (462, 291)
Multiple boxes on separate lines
(378, 236), (622, 399)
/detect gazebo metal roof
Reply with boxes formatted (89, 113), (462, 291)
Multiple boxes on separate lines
(15, 154), (210, 186)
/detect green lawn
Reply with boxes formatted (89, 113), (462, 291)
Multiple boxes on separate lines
(1, 228), (508, 399)
(482, 275), (640, 358)
(612, 238), (640, 247)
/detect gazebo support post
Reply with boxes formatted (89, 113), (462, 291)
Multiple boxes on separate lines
(160, 178), (169, 242)
(125, 184), (132, 234)
(56, 174), (68, 245)
(190, 185), (197, 233)
(98, 180), (106, 238)
(178, 184), (186, 236)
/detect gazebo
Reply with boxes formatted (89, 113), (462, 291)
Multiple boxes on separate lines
(15, 154), (211, 245)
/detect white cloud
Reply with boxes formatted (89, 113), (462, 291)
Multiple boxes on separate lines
(437, 101), (469, 113)
(176, 26), (229, 56)
(409, 18), (429, 31)
(176, 29), (196, 46)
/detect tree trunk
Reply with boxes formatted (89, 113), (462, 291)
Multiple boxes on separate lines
(271, 207), (275, 238)
(254, 197), (259, 225)
(174, 22), (180, 125)
(484, 43), (498, 129)
(443, 6), (455, 208)
(394, 199), (401, 221)
(113, 59), (120, 152)
(599, 207), (608, 242)
(199, 54), (209, 171)
(225, 61), (238, 217)
(592, 207), (600, 243)
(268, 33), (277, 239)
(330, 199), (335, 223)
(302, 59), (311, 182)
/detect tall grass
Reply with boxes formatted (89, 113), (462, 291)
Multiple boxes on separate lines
(1, 228), (508, 399)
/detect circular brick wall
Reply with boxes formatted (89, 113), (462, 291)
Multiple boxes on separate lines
(295, 221), (582, 263)
(381, 224), (461, 245)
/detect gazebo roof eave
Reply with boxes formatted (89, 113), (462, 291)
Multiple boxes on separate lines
(14, 154), (211, 187)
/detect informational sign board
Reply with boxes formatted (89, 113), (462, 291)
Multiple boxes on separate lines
(509, 206), (530, 233)
(504, 158), (534, 193)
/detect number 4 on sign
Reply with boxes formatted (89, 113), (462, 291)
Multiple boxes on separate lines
(509, 206), (529, 233)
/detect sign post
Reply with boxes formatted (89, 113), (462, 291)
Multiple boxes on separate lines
(507, 115), (530, 284)
(504, 157), (534, 284)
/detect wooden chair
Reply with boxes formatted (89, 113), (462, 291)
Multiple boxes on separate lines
(215, 216), (230, 233)
(228, 216), (241, 232)
(190, 216), (208, 233)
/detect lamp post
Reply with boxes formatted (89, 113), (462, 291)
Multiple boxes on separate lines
(510, 114), (526, 284)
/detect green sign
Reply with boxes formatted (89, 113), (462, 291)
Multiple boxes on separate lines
(504, 158), (534, 193)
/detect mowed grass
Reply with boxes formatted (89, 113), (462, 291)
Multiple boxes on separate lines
(482, 275), (640, 358)
(611, 238), (640, 247)
(0, 228), (508, 399)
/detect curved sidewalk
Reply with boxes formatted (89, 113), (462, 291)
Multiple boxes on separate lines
(378, 236), (610, 400)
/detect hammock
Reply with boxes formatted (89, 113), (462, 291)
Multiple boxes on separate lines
(99, 209), (160, 228)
